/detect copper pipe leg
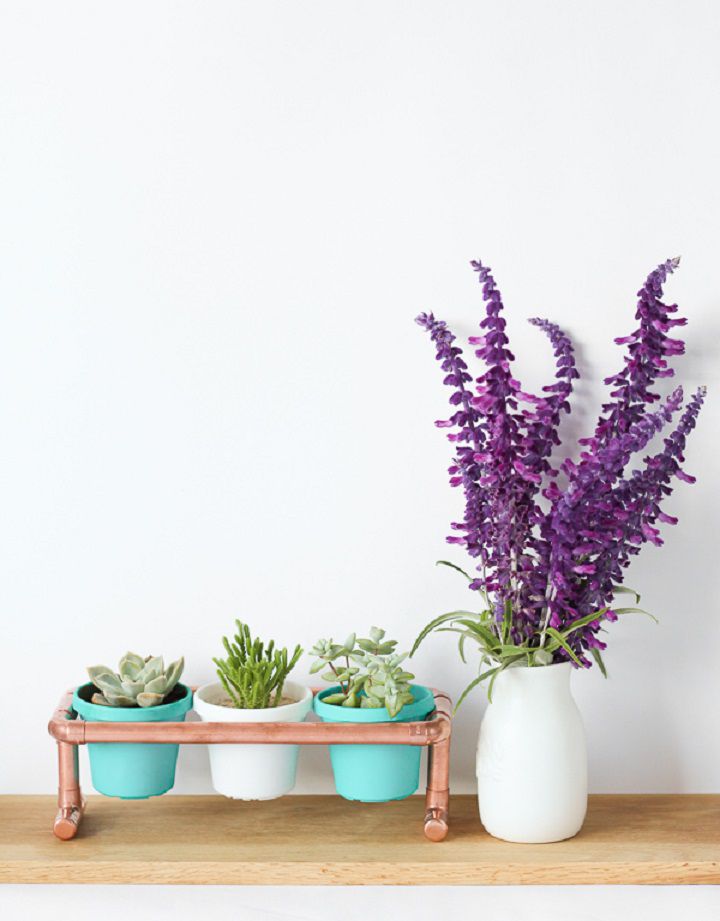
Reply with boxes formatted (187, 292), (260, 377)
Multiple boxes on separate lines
(54, 741), (84, 840)
(424, 735), (450, 842)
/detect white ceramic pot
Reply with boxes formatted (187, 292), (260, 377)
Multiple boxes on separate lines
(193, 681), (313, 800)
(476, 662), (587, 843)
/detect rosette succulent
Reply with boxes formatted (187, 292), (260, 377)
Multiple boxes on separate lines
(87, 652), (185, 707)
(310, 627), (415, 717)
(414, 257), (706, 704)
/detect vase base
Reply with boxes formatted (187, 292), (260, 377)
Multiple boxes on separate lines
(481, 821), (584, 844)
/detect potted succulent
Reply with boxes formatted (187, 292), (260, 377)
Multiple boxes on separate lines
(72, 652), (190, 799)
(311, 627), (435, 802)
(193, 620), (310, 799)
(413, 257), (706, 843)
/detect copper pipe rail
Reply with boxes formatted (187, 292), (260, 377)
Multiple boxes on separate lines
(48, 687), (452, 843)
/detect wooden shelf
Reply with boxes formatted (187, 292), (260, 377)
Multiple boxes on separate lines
(1, 794), (718, 885)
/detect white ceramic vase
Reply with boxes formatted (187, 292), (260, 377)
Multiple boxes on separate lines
(193, 681), (313, 800)
(476, 662), (587, 843)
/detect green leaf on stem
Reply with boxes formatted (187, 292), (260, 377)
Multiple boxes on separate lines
(435, 559), (472, 580)
(590, 647), (608, 678)
(544, 627), (583, 667)
(612, 584), (641, 604)
(411, 611), (480, 657)
(455, 666), (500, 710)
(611, 606), (658, 623)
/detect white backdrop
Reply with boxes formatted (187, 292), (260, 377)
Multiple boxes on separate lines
(1, 0), (719, 916)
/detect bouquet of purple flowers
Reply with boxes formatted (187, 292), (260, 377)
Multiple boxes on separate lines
(413, 258), (705, 704)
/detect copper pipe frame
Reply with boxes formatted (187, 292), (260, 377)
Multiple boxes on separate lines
(48, 687), (452, 842)
(50, 692), (85, 841)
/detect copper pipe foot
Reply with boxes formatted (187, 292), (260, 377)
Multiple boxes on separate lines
(423, 807), (449, 842)
(53, 804), (83, 840)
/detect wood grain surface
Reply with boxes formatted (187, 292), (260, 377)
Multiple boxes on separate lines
(1, 794), (718, 885)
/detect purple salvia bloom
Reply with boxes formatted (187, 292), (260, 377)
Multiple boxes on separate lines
(468, 261), (531, 622)
(556, 387), (706, 662)
(588, 257), (685, 452)
(543, 388), (684, 657)
(416, 258), (706, 670)
(609, 386), (706, 563)
(414, 312), (493, 574)
(414, 312), (483, 450)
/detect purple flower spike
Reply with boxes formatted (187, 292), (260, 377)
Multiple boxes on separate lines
(591, 257), (685, 451)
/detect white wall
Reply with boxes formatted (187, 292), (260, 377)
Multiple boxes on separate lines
(1, 0), (719, 914)
(1, 0), (719, 797)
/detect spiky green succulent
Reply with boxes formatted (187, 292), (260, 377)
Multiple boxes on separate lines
(214, 620), (302, 709)
(87, 652), (185, 707)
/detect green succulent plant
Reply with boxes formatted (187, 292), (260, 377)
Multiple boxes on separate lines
(87, 652), (185, 708)
(214, 620), (303, 709)
(310, 627), (416, 718)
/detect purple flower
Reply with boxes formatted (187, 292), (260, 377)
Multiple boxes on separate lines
(415, 258), (706, 669)
(586, 257), (685, 452)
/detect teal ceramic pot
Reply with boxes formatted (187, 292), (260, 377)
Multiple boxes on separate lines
(72, 683), (193, 799)
(313, 684), (435, 802)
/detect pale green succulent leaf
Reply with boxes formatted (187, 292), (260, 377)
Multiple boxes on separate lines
(385, 695), (401, 717)
(356, 639), (377, 653)
(360, 695), (383, 709)
(92, 672), (124, 694)
(322, 692), (348, 705)
(87, 665), (116, 684)
(137, 692), (165, 707)
(144, 674), (169, 695)
(103, 691), (138, 707)
(136, 656), (164, 684)
(118, 652), (145, 680)
(164, 657), (184, 691)
(341, 634), (356, 652)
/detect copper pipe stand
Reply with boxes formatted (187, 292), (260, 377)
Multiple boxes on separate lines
(48, 687), (452, 842)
